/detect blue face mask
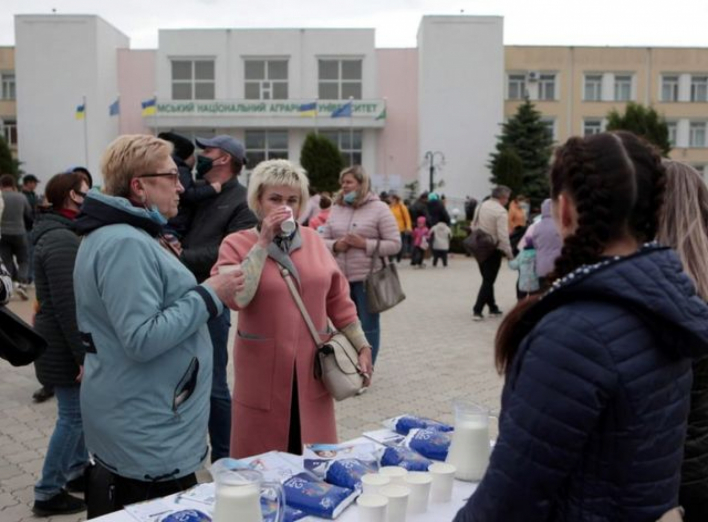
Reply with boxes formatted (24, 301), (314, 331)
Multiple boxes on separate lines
(146, 205), (168, 226)
(343, 192), (357, 205)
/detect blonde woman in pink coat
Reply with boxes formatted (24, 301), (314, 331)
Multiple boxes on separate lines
(213, 159), (373, 459)
(320, 166), (402, 365)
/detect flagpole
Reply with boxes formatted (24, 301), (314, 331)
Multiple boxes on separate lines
(314, 98), (319, 136)
(348, 96), (354, 166)
(82, 94), (89, 168)
(153, 92), (159, 136)
(117, 94), (122, 134)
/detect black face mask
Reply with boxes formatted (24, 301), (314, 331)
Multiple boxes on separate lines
(195, 155), (214, 180)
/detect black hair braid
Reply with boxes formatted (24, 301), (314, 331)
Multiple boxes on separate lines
(551, 138), (612, 279)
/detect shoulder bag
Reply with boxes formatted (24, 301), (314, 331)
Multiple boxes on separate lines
(365, 241), (406, 314)
(0, 305), (47, 367)
(279, 266), (364, 401)
(463, 205), (498, 264)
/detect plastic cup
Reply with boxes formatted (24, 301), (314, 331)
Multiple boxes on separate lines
(404, 472), (432, 514)
(379, 484), (410, 522)
(357, 493), (388, 522)
(379, 466), (408, 486)
(428, 462), (456, 503)
(361, 473), (391, 495)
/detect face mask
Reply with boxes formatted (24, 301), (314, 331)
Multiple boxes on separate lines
(343, 192), (357, 205)
(138, 183), (168, 226)
(195, 155), (214, 179)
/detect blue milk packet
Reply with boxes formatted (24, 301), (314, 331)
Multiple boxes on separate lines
(393, 415), (454, 435)
(324, 458), (378, 490)
(283, 472), (357, 519)
(261, 497), (307, 522)
(162, 510), (211, 522)
(406, 427), (451, 461)
(381, 446), (432, 471)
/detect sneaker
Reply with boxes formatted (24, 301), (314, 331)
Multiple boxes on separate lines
(15, 283), (28, 301)
(32, 490), (86, 517)
(472, 313), (484, 321)
(489, 309), (503, 317)
(32, 386), (54, 403)
(65, 474), (85, 493)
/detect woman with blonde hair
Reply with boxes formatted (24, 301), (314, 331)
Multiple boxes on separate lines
(213, 159), (373, 458)
(320, 166), (401, 365)
(657, 160), (708, 522)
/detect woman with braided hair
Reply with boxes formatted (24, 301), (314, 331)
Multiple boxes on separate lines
(454, 131), (708, 522)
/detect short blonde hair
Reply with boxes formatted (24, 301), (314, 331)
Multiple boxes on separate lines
(335, 165), (371, 207)
(247, 159), (310, 220)
(101, 135), (174, 198)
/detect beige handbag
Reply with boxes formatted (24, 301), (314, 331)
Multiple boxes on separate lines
(280, 267), (364, 401)
(656, 507), (684, 522)
(365, 241), (406, 314)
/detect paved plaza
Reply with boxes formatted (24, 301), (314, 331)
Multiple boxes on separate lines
(0, 255), (518, 522)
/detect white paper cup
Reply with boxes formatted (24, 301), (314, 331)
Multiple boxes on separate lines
(428, 462), (456, 503)
(361, 473), (391, 495)
(379, 466), (408, 486)
(404, 472), (432, 514)
(280, 207), (296, 235)
(379, 484), (410, 522)
(357, 493), (388, 522)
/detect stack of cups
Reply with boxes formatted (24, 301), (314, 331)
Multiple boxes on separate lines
(428, 462), (456, 503)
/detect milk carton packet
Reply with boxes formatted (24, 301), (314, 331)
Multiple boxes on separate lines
(403, 427), (451, 461)
(282, 472), (357, 519)
(322, 458), (378, 490)
(383, 415), (453, 435)
(380, 445), (433, 471)
(260, 498), (308, 522)
(303, 442), (380, 489)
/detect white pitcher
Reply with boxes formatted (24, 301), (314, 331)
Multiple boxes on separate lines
(210, 459), (285, 522)
(445, 399), (495, 482)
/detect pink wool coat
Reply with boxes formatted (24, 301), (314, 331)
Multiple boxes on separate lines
(212, 227), (359, 458)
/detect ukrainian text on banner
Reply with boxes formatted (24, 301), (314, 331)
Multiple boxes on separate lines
(154, 100), (385, 118)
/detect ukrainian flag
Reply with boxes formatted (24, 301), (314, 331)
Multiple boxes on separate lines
(75, 103), (86, 120)
(299, 102), (317, 117)
(141, 97), (157, 117)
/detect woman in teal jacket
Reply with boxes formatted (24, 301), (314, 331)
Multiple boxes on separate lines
(73, 135), (244, 518)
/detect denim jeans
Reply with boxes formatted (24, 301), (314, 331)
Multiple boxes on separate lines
(34, 385), (88, 501)
(208, 308), (232, 461)
(349, 281), (381, 364)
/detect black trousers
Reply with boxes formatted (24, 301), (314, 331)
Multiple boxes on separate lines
(432, 249), (448, 267)
(473, 250), (503, 315)
(86, 462), (197, 519)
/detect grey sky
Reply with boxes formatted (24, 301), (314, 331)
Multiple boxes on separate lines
(2, 0), (708, 49)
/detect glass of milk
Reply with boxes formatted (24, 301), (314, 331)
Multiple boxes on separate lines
(210, 459), (284, 522)
(445, 399), (494, 482)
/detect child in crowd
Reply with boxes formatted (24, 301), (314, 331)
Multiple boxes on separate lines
(309, 195), (332, 232)
(411, 216), (430, 268)
(508, 236), (540, 299)
(430, 220), (452, 267)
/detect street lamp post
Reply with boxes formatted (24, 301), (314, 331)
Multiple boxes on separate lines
(424, 151), (445, 193)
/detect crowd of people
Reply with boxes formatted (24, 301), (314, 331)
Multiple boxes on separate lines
(1, 128), (708, 521)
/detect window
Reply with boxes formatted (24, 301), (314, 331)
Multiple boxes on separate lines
(584, 75), (602, 101)
(244, 60), (288, 100)
(244, 130), (289, 167)
(691, 76), (708, 102)
(614, 75), (632, 101)
(662, 75), (679, 102)
(507, 74), (526, 100)
(321, 130), (363, 167)
(538, 74), (556, 101)
(540, 117), (556, 141)
(2, 120), (16, 146)
(667, 122), (677, 146)
(318, 60), (362, 100)
(171, 60), (215, 100)
(1, 74), (14, 100)
(583, 119), (603, 136)
(690, 122), (706, 147)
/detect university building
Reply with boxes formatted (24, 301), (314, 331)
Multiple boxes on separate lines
(5, 14), (708, 213)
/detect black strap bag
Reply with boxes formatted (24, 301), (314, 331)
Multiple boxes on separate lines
(0, 306), (47, 366)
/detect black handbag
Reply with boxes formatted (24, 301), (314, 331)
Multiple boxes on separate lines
(0, 305), (47, 366)
(365, 241), (406, 314)
(463, 206), (498, 264)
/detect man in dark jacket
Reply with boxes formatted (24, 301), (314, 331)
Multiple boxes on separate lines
(158, 132), (221, 238)
(426, 192), (450, 227)
(409, 192), (430, 225)
(181, 135), (257, 461)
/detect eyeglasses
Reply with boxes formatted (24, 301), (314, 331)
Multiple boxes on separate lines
(139, 172), (180, 185)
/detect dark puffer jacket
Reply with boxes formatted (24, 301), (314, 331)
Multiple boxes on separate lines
(455, 245), (708, 522)
(32, 212), (84, 386)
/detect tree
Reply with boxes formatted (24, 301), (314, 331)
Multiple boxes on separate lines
(0, 136), (19, 180)
(606, 102), (671, 156)
(490, 148), (524, 197)
(488, 98), (553, 205)
(300, 132), (344, 193)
